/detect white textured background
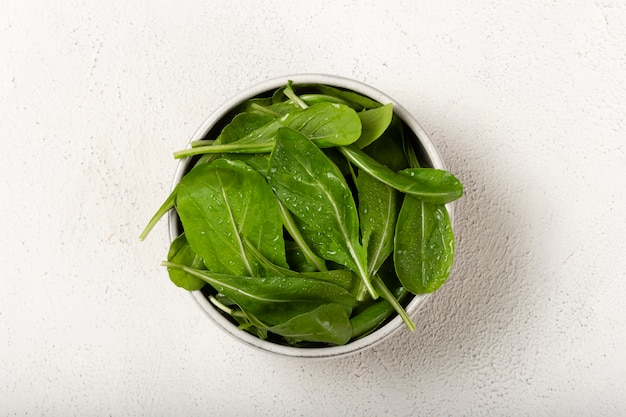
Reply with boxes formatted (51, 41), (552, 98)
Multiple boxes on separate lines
(1, 1), (625, 416)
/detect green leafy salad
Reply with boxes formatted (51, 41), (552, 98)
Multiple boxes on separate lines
(140, 82), (463, 347)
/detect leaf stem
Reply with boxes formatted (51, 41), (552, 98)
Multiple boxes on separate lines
(372, 276), (416, 331)
(250, 102), (281, 117)
(283, 83), (309, 109)
(138, 187), (177, 240)
(190, 139), (215, 148)
(173, 143), (273, 159)
(209, 295), (246, 317)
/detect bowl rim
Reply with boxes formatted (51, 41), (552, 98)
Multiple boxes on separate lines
(168, 73), (451, 359)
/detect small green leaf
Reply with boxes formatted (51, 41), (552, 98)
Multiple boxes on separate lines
(350, 286), (409, 339)
(354, 103), (394, 149)
(166, 233), (206, 290)
(358, 171), (400, 277)
(340, 145), (463, 204)
(243, 239), (356, 293)
(394, 197), (455, 294)
(264, 304), (352, 345)
(362, 115), (409, 171)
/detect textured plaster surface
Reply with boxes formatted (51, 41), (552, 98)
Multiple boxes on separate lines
(1, 1), (625, 416)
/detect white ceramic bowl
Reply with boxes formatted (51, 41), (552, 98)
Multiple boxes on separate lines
(169, 74), (452, 358)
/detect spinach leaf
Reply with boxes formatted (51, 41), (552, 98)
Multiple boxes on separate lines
(243, 238), (356, 293)
(140, 110), (278, 241)
(161, 262), (354, 326)
(267, 127), (377, 299)
(277, 200), (328, 272)
(316, 85), (382, 110)
(354, 103), (394, 149)
(234, 96), (273, 113)
(284, 102), (361, 147)
(357, 171), (400, 277)
(340, 145), (463, 204)
(299, 93), (353, 107)
(282, 81), (309, 109)
(143, 81), (464, 345)
(200, 112), (274, 147)
(252, 101), (301, 117)
(394, 197), (455, 293)
(166, 233), (206, 290)
(285, 241), (318, 273)
(350, 286), (409, 339)
(238, 98), (300, 118)
(209, 295), (269, 340)
(362, 115), (409, 171)
(173, 102), (362, 158)
(262, 304), (352, 345)
(176, 158), (287, 277)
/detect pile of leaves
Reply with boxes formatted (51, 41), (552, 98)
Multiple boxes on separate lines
(141, 82), (463, 347)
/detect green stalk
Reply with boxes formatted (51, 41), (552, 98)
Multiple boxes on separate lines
(283, 84), (309, 109)
(190, 139), (215, 148)
(173, 142), (274, 159)
(208, 295), (246, 318)
(372, 276), (415, 331)
(250, 102), (281, 117)
(139, 187), (177, 240)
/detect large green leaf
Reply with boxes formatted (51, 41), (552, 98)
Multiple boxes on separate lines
(394, 196), (455, 294)
(162, 262), (354, 326)
(175, 158), (287, 277)
(267, 127), (376, 299)
(173, 102), (362, 158)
